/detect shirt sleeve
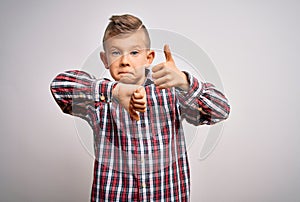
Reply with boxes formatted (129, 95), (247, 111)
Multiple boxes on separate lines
(50, 70), (116, 121)
(176, 71), (230, 125)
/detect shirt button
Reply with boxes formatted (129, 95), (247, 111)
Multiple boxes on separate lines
(79, 93), (84, 98)
(142, 183), (146, 188)
(100, 94), (105, 101)
(141, 158), (144, 164)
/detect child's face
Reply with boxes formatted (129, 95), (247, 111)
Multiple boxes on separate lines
(100, 30), (155, 85)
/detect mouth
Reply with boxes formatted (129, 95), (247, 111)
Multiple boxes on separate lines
(118, 72), (132, 75)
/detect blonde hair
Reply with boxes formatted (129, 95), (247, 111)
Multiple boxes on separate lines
(102, 14), (151, 50)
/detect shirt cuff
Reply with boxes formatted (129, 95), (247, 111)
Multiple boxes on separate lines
(92, 78), (117, 103)
(176, 71), (203, 105)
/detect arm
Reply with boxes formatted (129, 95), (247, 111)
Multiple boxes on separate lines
(152, 44), (230, 125)
(50, 70), (146, 121)
(50, 70), (116, 120)
(176, 72), (230, 125)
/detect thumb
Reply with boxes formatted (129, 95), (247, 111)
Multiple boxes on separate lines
(163, 44), (174, 62)
(134, 86), (145, 98)
(135, 86), (144, 93)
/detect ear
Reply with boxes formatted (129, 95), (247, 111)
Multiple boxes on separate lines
(145, 50), (155, 68)
(100, 51), (109, 69)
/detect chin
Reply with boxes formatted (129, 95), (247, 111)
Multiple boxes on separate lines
(119, 78), (135, 84)
(119, 75), (136, 83)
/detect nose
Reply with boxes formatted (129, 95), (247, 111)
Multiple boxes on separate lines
(120, 54), (130, 67)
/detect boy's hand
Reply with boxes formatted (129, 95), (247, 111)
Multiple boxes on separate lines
(113, 84), (146, 121)
(152, 44), (189, 91)
(129, 86), (146, 121)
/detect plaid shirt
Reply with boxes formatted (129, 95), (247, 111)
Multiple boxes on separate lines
(50, 70), (230, 202)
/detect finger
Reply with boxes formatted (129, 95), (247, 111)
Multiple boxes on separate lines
(129, 104), (140, 121)
(131, 95), (146, 105)
(156, 84), (168, 89)
(131, 97), (146, 112)
(136, 86), (146, 96)
(135, 86), (146, 95)
(130, 112), (140, 121)
(132, 87), (146, 112)
(132, 105), (146, 112)
(153, 74), (172, 86)
(153, 77), (165, 87)
(152, 63), (164, 73)
(156, 79), (176, 89)
(135, 86), (144, 93)
(131, 97), (146, 105)
(151, 68), (167, 80)
(156, 83), (171, 89)
(133, 92), (144, 99)
(164, 44), (174, 62)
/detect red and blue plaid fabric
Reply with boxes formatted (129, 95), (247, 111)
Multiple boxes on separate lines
(50, 70), (230, 201)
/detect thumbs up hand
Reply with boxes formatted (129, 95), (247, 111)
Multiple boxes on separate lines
(152, 44), (189, 91)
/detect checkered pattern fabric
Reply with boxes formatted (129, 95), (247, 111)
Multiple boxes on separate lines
(50, 70), (230, 201)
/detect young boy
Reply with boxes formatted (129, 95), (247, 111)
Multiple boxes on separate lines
(50, 14), (230, 202)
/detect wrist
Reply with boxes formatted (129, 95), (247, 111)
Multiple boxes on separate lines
(112, 83), (119, 100)
(178, 71), (189, 91)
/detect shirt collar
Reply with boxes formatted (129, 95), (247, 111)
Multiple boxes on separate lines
(143, 69), (154, 86)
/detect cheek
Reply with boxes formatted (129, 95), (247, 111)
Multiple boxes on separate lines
(135, 56), (148, 66)
(109, 69), (119, 80)
(109, 66), (118, 74)
(108, 58), (119, 66)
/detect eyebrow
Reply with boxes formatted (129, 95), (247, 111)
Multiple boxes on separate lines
(109, 45), (145, 51)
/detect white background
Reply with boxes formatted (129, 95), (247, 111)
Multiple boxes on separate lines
(1, 0), (299, 201)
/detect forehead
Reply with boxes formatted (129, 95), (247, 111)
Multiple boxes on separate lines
(104, 30), (148, 50)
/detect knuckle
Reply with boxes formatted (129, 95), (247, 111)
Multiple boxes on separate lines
(166, 75), (171, 81)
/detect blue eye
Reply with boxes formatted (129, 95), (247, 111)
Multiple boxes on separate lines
(130, 50), (139, 56)
(111, 51), (120, 56)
